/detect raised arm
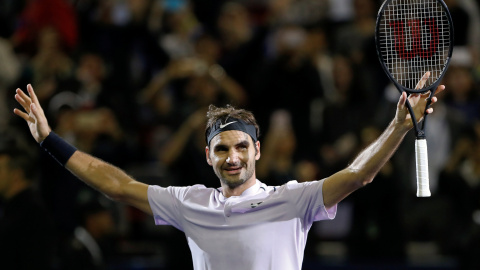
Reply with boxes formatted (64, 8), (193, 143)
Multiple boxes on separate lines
(322, 77), (445, 208)
(14, 84), (152, 215)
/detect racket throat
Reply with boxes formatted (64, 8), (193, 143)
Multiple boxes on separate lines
(405, 99), (426, 139)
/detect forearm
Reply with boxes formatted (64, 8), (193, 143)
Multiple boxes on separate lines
(15, 85), (153, 214)
(40, 132), (151, 214)
(348, 120), (408, 185)
(66, 151), (135, 201)
(322, 120), (409, 208)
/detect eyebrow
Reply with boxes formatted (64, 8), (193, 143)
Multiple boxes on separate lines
(213, 139), (250, 151)
(236, 140), (250, 148)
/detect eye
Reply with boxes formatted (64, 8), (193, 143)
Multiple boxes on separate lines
(237, 143), (248, 151)
(214, 146), (228, 152)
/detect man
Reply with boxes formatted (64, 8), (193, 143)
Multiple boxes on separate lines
(60, 198), (117, 270)
(13, 75), (444, 270)
(0, 132), (56, 269)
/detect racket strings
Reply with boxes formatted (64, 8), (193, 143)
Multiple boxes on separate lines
(378, 0), (451, 90)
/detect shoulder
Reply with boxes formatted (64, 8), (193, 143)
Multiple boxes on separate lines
(252, 180), (325, 201)
(255, 179), (325, 196)
(279, 179), (325, 191)
(148, 184), (219, 200)
(270, 179), (327, 204)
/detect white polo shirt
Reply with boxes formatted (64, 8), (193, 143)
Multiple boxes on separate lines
(148, 179), (336, 270)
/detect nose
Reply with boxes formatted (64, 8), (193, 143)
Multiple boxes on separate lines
(226, 150), (240, 165)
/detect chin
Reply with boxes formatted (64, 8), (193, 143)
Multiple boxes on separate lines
(221, 177), (246, 189)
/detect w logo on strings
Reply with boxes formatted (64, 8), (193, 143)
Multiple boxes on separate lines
(389, 18), (439, 60)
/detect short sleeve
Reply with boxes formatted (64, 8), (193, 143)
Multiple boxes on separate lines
(148, 185), (190, 230)
(284, 179), (337, 224)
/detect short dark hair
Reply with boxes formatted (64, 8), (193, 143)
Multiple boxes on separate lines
(205, 104), (260, 144)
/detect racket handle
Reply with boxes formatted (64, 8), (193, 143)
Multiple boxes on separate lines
(415, 139), (431, 197)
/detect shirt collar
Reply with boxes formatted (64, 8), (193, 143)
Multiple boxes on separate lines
(218, 179), (262, 201)
(241, 179), (261, 196)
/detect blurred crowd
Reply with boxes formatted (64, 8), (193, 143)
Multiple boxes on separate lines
(1, 0), (480, 269)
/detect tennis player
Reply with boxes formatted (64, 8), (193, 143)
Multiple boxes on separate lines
(14, 81), (444, 270)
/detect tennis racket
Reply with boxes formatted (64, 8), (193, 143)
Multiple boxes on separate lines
(375, 0), (454, 197)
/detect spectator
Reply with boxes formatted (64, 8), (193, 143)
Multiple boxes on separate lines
(0, 131), (57, 270)
(159, 0), (201, 60)
(12, 0), (78, 55)
(346, 125), (407, 263)
(0, 37), (21, 131)
(60, 197), (119, 270)
(443, 63), (480, 138)
(256, 109), (298, 185)
(216, 1), (269, 100)
(254, 24), (324, 160)
(437, 126), (480, 260)
(317, 55), (367, 177)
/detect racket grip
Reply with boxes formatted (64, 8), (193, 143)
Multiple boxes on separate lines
(415, 139), (431, 197)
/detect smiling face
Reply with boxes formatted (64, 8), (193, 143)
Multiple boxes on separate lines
(206, 130), (260, 193)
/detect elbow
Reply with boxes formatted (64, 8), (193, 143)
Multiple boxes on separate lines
(360, 177), (374, 187)
(99, 180), (128, 203)
(105, 191), (123, 202)
(102, 186), (123, 202)
(345, 167), (374, 188)
(358, 171), (375, 187)
(107, 184), (131, 203)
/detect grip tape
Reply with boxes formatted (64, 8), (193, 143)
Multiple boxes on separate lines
(415, 139), (431, 197)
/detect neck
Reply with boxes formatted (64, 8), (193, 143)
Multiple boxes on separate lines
(221, 177), (257, 198)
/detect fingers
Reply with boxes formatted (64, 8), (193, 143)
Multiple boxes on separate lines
(435, 84), (446, 95)
(415, 71), (431, 90)
(14, 85), (44, 124)
(14, 84), (45, 114)
(30, 103), (40, 118)
(27, 84), (40, 106)
(397, 92), (407, 109)
(420, 95), (438, 115)
(13, 108), (32, 122)
(421, 84), (444, 115)
(15, 88), (32, 113)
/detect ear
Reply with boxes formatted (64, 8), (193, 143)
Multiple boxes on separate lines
(205, 146), (212, 166)
(255, 141), (261, 161)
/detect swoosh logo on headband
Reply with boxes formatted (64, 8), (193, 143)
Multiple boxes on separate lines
(220, 121), (237, 129)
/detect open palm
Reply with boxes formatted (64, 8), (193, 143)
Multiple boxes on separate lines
(13, 84), (51, 143)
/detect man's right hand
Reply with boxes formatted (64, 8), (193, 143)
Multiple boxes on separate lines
(13, 84), (52, 143)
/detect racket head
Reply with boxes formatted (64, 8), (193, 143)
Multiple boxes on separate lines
(375, 0), (454, 94)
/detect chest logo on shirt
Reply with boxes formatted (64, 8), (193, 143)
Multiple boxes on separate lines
(250, 201), (263, 208)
